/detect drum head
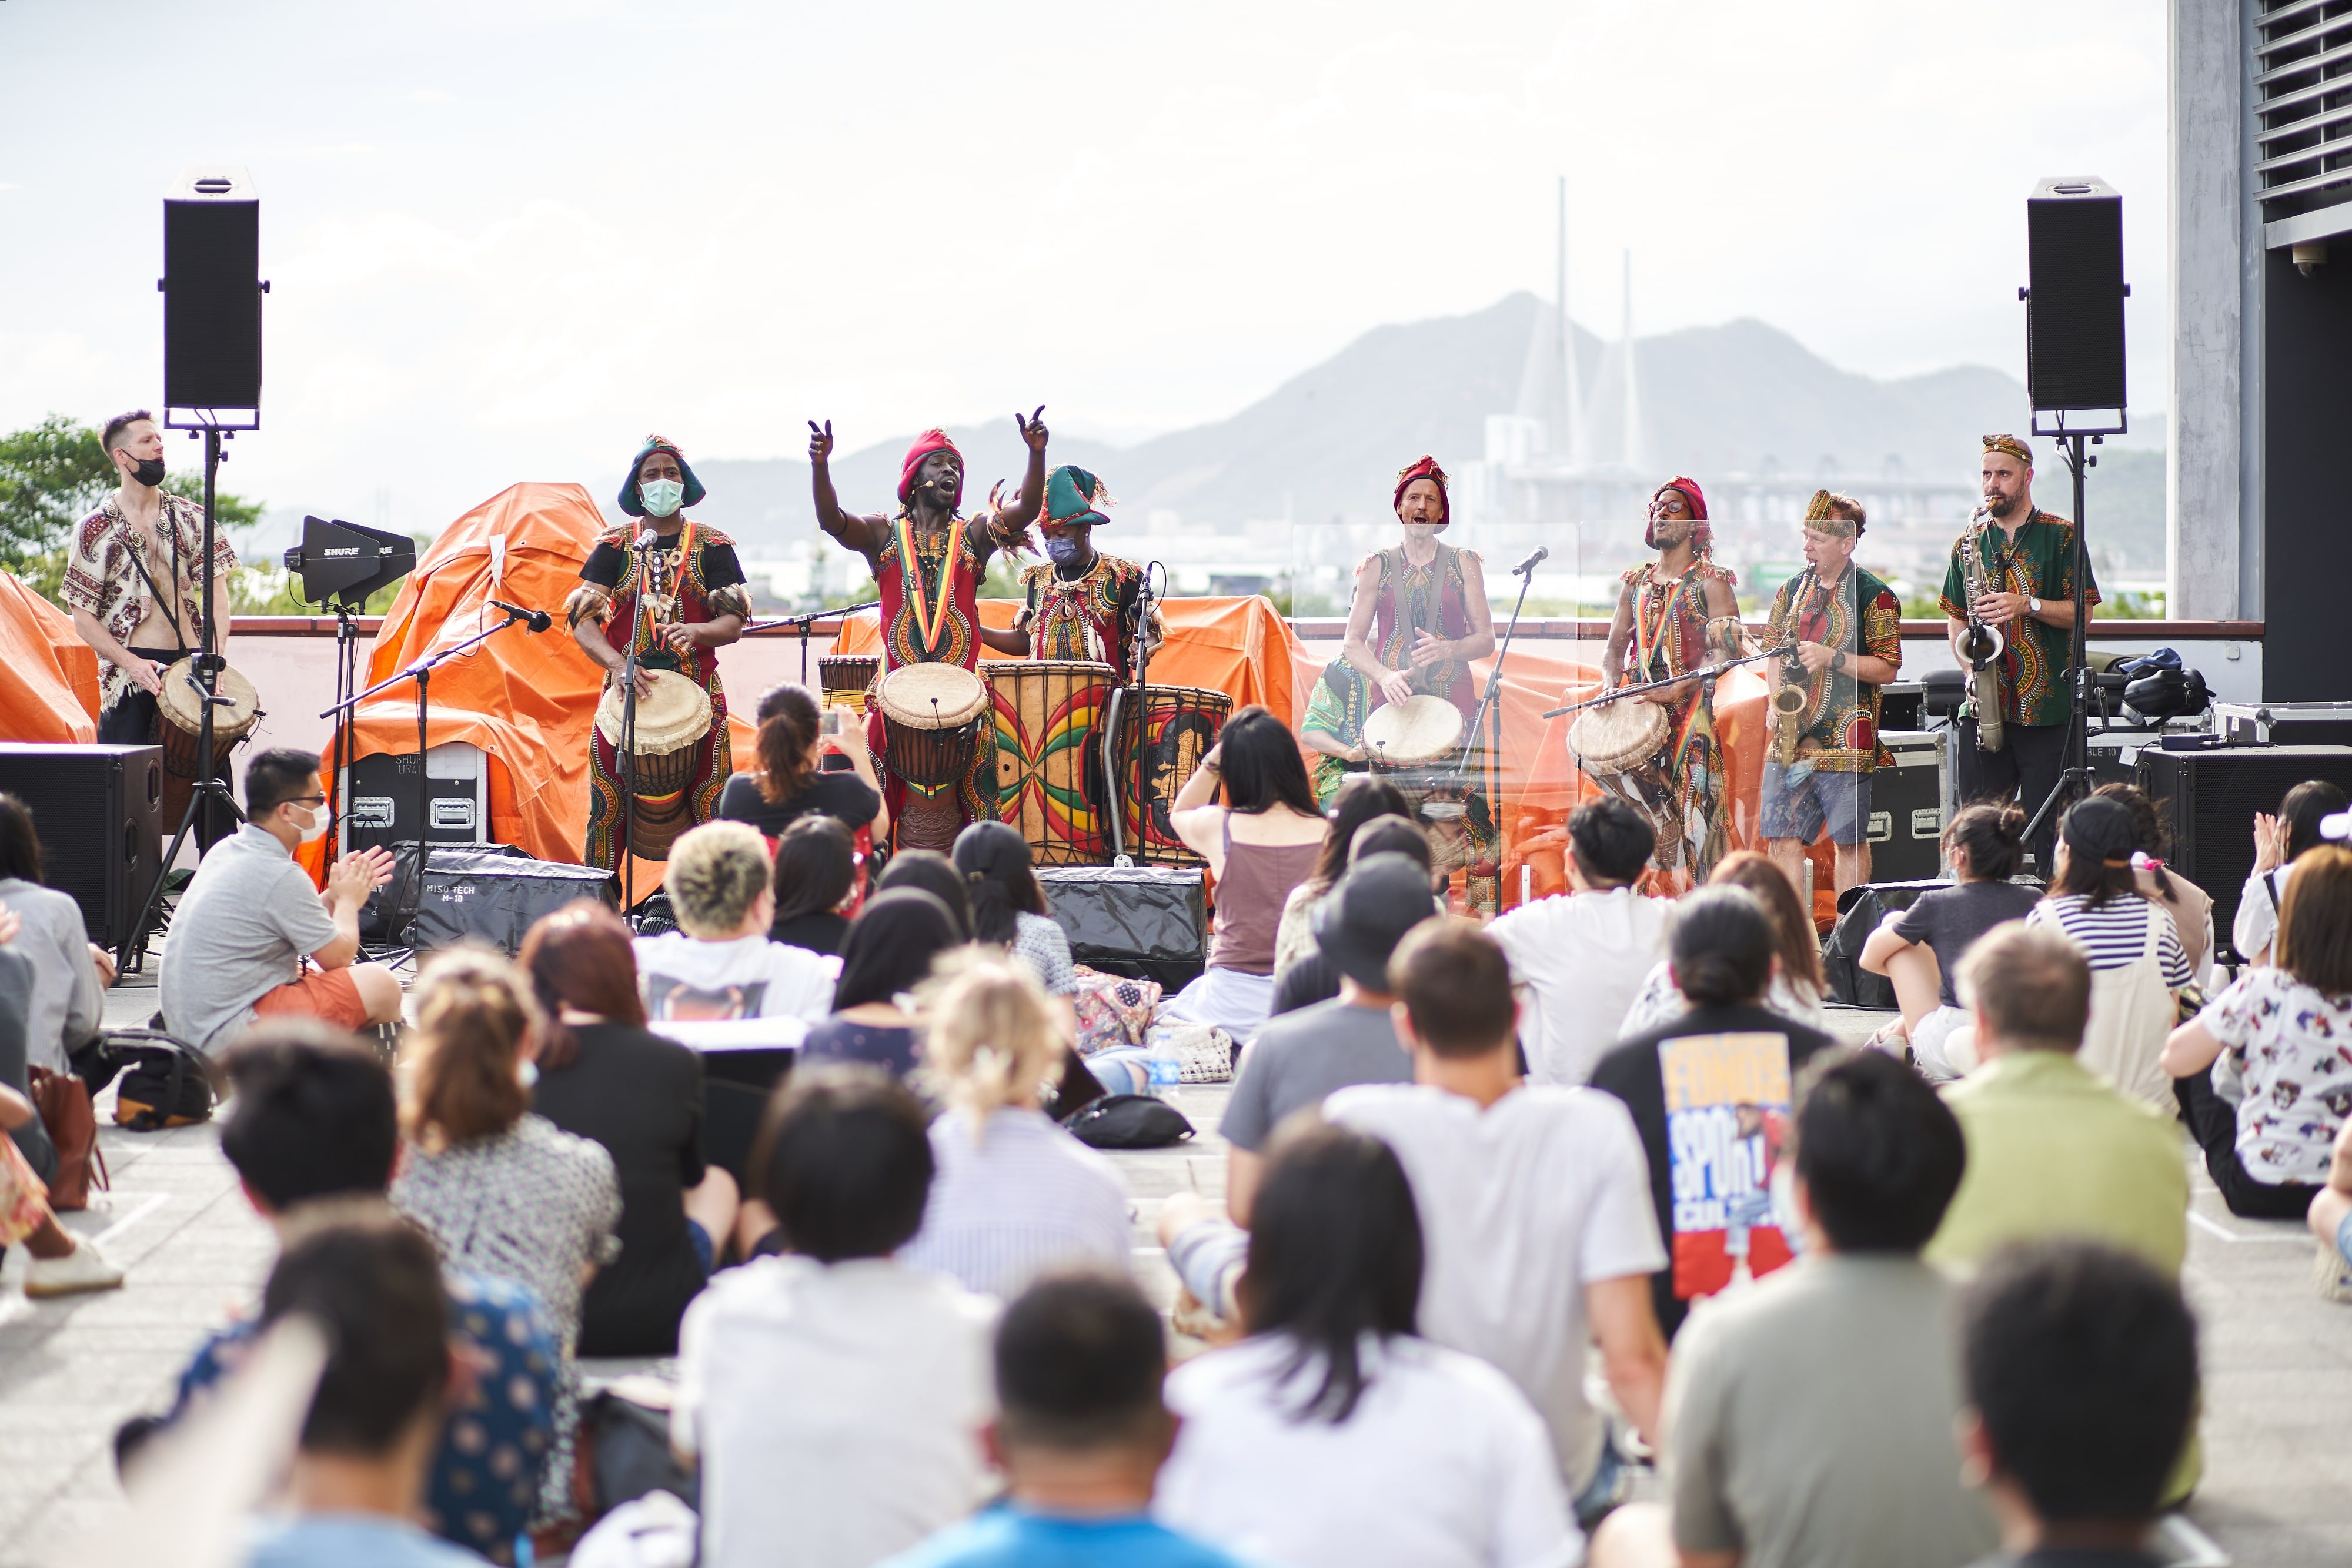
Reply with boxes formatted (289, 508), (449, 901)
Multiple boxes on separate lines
(1568, 697), (1669, 774)
(596, 670), (714, 752)
(1363, 694), (1464, 767)
(877, 661), (989, 728)
(155, 657), (261, 735)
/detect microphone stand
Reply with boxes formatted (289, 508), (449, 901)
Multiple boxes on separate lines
(739, 599), (883, 688)
(1542, 642), (1793, 719)
(1108, 562), (1164, 867)
(615, 531), (663, 915)
(320, 604), (538, 941)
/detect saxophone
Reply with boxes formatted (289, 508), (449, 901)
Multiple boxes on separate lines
(1771, 567), (1815, 766)
(1951, 508), (2007, 753)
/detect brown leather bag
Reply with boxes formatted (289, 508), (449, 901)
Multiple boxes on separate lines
(26, 1065), (108, 1212)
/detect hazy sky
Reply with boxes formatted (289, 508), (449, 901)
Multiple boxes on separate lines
(0, 0), (2167, 536)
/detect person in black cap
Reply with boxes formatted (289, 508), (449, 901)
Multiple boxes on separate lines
(1154, 853), (1437, 1328)
(567, 435), (752, 871)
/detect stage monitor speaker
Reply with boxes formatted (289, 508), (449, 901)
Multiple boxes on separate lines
(1038, 865), (1206, 993)
(0, 744), (163, 948)
(163, 167), (263, 423)
(2024, 176), (2126, 416)
(1869, 730), (1947, 882)
(2137, 743), (2352, 961)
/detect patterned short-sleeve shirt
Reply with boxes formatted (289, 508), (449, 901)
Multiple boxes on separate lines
(1938, 510), (2100, 729)
(1764, 563), (1903, 771)
(62, 492), (239, 709)
(2195, 968), (2352, 1183)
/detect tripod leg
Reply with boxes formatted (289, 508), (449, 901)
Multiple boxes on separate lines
(123, 786), (212, 971)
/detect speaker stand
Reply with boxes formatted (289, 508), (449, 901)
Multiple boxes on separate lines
(2020, 430), (2102, 865)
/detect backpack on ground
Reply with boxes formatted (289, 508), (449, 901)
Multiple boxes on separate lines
(106, 1029), (218, 1131)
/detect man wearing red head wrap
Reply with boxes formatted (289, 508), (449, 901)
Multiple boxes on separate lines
(1593, 477), (1743, 883)
(809, 409), (1051, 846)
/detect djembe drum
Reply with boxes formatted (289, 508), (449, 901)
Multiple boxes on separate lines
(875, 661), (990, 853)
(1110, 684), (1231, 865)
(1364, 694), (1479, 876)
(155, 656), (262, 836)
(1566, 695), (1677, 853)
(594, 670), (715, 861)
(986, 660), (1112, 864)
(818, 654), (878, 711)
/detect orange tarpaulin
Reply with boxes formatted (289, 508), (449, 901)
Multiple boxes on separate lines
(0, 571), (101, 743)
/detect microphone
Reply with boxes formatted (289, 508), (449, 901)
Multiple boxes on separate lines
(1512, 546), (1549, 576)
(492, 599), (552, 633)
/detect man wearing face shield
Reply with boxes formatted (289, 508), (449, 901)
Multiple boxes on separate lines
(809, 409), (1051, 834)
(568, 435), (751, 872)
(978, 464), (1161, 684)
(1598, 477), (1742, 884)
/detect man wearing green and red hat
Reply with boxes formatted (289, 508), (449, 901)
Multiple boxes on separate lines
(979, 464), (1162, 684)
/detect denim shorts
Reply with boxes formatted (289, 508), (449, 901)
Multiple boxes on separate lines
(1760, 760), (1869, 845)
(2338, 1209), (2352, 1271)
(686, 1218), (715, 1278)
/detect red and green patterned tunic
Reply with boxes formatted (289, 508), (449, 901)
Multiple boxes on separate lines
(1764, 563), (1904, 770)
(1363, 542), (1484, 723)
(1618, 559), (1738, 876)
(868, 513), (995, 827)
(1936, 510), (2099, 729)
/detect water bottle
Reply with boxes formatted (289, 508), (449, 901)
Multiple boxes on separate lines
(1144, 1039), (1181, 1095)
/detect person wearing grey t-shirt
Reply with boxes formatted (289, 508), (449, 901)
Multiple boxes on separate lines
(0, 793), (113, 1075)
(1157, 852), (1435, 1320)
(159, 748), (405, 1053)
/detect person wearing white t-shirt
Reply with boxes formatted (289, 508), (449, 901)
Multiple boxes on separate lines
(633, 821), (838, 1025)
(2233, 780), (2347, 965)
(1326, 921), (1669, 1530)
(1487, 797), (1668, 1085)
(1159, 1119), (1578, 1568)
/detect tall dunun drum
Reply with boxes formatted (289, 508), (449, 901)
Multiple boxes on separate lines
(1112, 685), (1231, 865)
(594, 670), (714, 861)
(817, 654), (878, 711)
(987, 660), (1112, 865)
(875, 661), (990, 852)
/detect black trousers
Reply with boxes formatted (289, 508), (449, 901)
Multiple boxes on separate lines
(1954, 717), (2069, 878)
(101, 646), (235, 850)
(2174, 1069), (2324, 1220)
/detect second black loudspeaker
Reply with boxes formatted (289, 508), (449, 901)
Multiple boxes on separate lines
(163, 167), (263, 420)
(2024, 175), (2126, 416)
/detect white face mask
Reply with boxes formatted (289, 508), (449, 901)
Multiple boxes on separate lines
(293, 801), (332, 844)
(639, 477), (684, 519)
(517, 1058), (539, 1091)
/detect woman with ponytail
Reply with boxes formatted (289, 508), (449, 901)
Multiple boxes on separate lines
(897, 955), (1128, 1298)
(2096, 781), (2216, 985)
(1859, 802), (2043, 1079)
(717, 680), (889, 843)
(390, 947), (621, 1527)
(951, 819), (1077, 996)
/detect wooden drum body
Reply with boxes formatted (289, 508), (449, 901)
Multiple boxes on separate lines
(987, 660), (1112, 865)
(595, 670), (715, 861)
(155, 656), (261, 832)
(875, 662), (989, 791)
(818, 654), (878, 711)
(1112, 684), (1231, 865)
(1567, 695), (1679, 853)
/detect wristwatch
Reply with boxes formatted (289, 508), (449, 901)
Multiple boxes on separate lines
(2027, 596), (2044, 617)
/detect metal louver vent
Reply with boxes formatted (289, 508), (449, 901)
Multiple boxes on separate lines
(2257, 0), (2352, 232)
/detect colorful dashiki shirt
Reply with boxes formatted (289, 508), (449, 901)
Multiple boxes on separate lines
(1020, 551), (1159, 684)
(577, 519), (745, 870)
(61, 492), (238, 712)
(1616, 559), (1738, 877)
(1763, 564), (1903, 771)
(866, 511), (997, 831)
(1937, 510), (2100, 730)
(1361, 541), (1484, 722)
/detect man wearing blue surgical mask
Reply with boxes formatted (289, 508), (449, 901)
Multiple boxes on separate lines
(980, 464), (1161, 684)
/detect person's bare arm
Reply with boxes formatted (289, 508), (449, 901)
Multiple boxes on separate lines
(807, 420), (889, 569)
(1603, 580), (1635, 689)
(1340, 556), (1415, 708)
(661, 613), (745, 658)
(978, 620), (1031, 656)
(71, 609), (166, 696)
(995, 409), (1050, 534)
(1170, 748), (1230, 871)
(2309, 1120), (2352, 1251)
(1586, 1272), (1669, 1447)
(1225, 1146), (1264, 1228)
(2161, 1018), (2226, 1079)
(1858, 910), (1915, 977)
(573, 614), (654, 701)
(1415, 557), (1495, 668)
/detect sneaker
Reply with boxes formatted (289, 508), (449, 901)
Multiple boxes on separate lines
(2316, 1241), (2352, 1305)
(25, 1238), (127, 1299)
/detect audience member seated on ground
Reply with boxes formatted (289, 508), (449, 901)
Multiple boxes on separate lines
(880, 1272), (1250, 1568)
(1954, 1241), (2201, 1568)
(519, 900), (740, 1356)
(1155, 853), (1431, 1322)
(0, 1076), (123, 1297)
(0, 793), (111, 1073)
(954, 820), (1077, 997)
(2098, 782), (2217, 985)
(898, 955), (1129, 1298)
(770, 814), (860, 955)
(0, 917), (55, 1186)
(1618, 852), (1825, 1038)
(1157, 1121), (1581, 1568)
(2164, 844), (2352, 1220)
(132, 1021), (556, 1563)
(1860, 803), (2040, 1079)
(2027, 796), (2193, 1111)
(1163, 705), (1329, 1037)
(718, 680), (889, 845)
(159, 748), (403, 1052)
(1592, 886), (1836, 1341)
(676, 1066), (998, 1568)
(1268, 814), (1438, 1019)
(389, 950), (620, 1531)
(1588, 1051), (1996, 1568)
(2234, 778), (2348, 967)
(1327, 921), (1669, 1532)
(877, 848), (975, 939)
(2307, 1117), (2352, 1304)
(801, 887), (965, 1078)
(1488, 797), (1668, 1087)
(634, 821), (838, 1025)
(1270, 775), (1410, 979)
(237, 1208), (488, 1568)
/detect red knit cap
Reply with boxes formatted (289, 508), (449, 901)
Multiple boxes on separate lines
(899, 429), (962, 503)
